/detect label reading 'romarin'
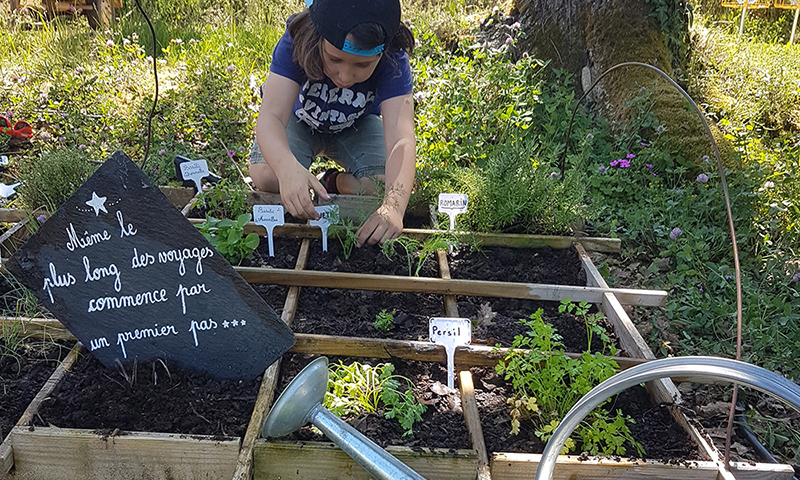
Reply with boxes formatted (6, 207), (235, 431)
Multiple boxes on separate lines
(6, 151), (294, 379)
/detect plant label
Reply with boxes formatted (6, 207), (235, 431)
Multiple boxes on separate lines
(0, 182), (21, 198)
(438, 193), (468, 231)
(0, 155), (8, 166)
(253, 205), (284, 257)
(429, 317), (471, 388)
(179, 159), (210, 194)
(309, 205), (339, 252)
(5, 151), (295, 379)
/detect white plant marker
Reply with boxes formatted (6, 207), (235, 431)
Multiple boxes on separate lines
(0, 182), (21, 198)
(253, 205), (284, 257)
(0, 155), (9, 167)
(309, 205), (340, 252)
(179, 159), (210, 194)
(438, 193), (468, 231)
(429, 317), (471, 388)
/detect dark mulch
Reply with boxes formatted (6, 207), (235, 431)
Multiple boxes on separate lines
(304, 239), (439, 277)
(34, 353), (261, 438)
(471, 366), (699, 462)
(448, 245), (586, 285)
(292, 288), (443, 341)
(1, 338), (75, 440)
(274, 353), (471, 451)
(456, 296), (619, 351)
(242, 236), (301, 270)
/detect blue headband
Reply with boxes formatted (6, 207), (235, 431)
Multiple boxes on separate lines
(342, 40), (384, 56)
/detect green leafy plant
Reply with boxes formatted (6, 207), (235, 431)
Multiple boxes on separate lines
(374, 309), (395, 332)
(335, 217), (360, 260)
(381, 235), (422, 276)
(495, 309), (644, 456)
(17, 149), (98, 213)
(196, 177), (249, 220)
(196, 213), (259, 265)
(325, 361), (426, 437)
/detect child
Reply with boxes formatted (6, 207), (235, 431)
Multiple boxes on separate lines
(250, 0), (415, 247)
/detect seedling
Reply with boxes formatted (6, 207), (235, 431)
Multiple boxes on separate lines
(325, 361), (426, 437)
(196, 213), (260, 265)
(374, 309), (395, 332)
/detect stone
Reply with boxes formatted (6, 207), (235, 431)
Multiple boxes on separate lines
(6, 151), (294, 379)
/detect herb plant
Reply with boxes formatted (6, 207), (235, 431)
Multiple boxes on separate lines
(325, 361), (426, 437)
(195, 213), (259, 265)
(196, 177), (249, 220)
(336, 218), (360, 260)
(495, 309), (644, 456)
(374, 309), (395, 332)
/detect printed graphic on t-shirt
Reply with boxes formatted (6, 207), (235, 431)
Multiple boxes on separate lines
(294, 80), (376, 132)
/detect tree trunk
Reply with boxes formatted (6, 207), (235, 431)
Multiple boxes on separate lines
(513, 0), (729, 165)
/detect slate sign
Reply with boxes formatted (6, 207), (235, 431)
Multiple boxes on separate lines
(6, 151), (294, 379)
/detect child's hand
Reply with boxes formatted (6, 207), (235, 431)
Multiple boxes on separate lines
(357, 204), (403, 247)
(277, 164), (330, 220)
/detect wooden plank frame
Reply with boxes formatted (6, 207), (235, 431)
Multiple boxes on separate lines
(1, 225), (794, 479)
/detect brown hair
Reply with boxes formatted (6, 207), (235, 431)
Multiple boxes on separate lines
(288, 10), (414, 82)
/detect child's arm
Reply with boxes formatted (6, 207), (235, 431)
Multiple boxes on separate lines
(251, 74), (329, 220)
(357, 93), (416, 246)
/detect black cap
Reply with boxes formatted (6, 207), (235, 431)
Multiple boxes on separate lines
(308, 0), (401, 56)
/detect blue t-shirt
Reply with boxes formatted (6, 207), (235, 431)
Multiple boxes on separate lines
(269, 19), (413, 133)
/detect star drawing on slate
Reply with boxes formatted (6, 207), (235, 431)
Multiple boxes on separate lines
(241, 320), (246, 326)
(232, 319), (239, 327)
(223, 320), (230, 328)
(86, 191), (108, 216)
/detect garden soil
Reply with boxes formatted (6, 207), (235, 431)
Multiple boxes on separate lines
(33, 354), (261, 438)
(0, 338), (74, 441)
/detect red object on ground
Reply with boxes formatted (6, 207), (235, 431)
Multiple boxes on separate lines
(0, 116), (33, 139)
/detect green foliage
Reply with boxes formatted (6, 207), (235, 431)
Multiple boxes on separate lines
(196, 177), (249, 220)
(196, 213), (259, 265)
(644, 0), (693, 68)
(335, 218), (360, 260)
(374, 309), (395, 332)
(325, 361), (426, 437)
(495, 309), (643, 456)
(17, 149), (98, 212)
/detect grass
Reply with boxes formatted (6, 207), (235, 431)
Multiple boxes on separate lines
(1, 0), (800, 467)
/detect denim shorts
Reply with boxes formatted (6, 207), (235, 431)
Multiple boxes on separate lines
(250, 114), (386, 179)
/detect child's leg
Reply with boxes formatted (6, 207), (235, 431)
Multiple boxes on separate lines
(249, 119), (322, 192)
(326, 114), (386, 195)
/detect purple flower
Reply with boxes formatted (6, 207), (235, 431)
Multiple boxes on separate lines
(75, 66), (85, 73)
(550, 172), (559, 179)
(696, 173), (709, 183)
(77, 144), (86, 150)
(228, 149), (235, 158)
(58, 136), (65, 142)
(646, 164), (654, 169)
(69, 5), (75, 12)
(90, 139), (96, 144)
(511, 22), (521, 30)
(640, 142), (649, 147)
(158, 149), (165, 155)
(725, 275), (732, 280)
(598, 166), (607, 174)
(586, 133), (594, 140)
(37, 215), (47, 223)
(656, 125), (666, 134)
(669, 227), (682, 240)
(238, 146), (246, 152)
(609, 159), (619, 167)
(702, 155), (710, 164)
(227, 64), (235, 72)
(505, 37), (513, 45)
(199, 113), (206, 119)
(626, 153), (635, 159)
(618, 159), (631, 168)
(152, 168), (159, 174)
(697, 283), (703, 293)
(793, 272), (800, 282)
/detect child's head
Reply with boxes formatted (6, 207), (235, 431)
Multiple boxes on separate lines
(289, 0), (414, 81)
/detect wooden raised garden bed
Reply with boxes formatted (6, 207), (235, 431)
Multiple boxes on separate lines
(0, 198), (794, 480)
